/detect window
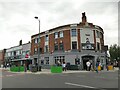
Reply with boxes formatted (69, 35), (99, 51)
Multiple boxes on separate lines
(41, 60), (44, 65)
(72, 41), (77, 49)
(8, 52), (11, 57)
(45, 35), (49, 41)
(34, 48), (38, 54)
(34, 38), (40, 44)
(59, 43), (64, 50)
(45, 57), (49, 65)
(71, 29), (77, 37)
(96, 31), (101, 38)
(14, 51), (16, 56)
(54, 56), (65, 64)
(38, 48), (42, 54)
(44, 45), (48, 52)
(54, 32), (58, 39)
(34, 38), (38, 43)
(97, 42), (100, 50)
(54, 43), (58, 51)
(16, 50), (20, 55)
(75, 58), (80, 65)
(60, 31), (63, 38)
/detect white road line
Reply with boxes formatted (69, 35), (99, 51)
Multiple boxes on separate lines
(65, 82), (107, 90)
(6, 75), (13, 77)
(60, 74), (68, 76)
(77, 75), (85, 77)
(0, 76), (3, 78)
(65, 82), (96, 88)
(95, 76), (105, 79)
(95, 76), (118, 80)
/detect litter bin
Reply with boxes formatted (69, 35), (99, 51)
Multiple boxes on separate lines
(31, 65), (37, 72)
(37, 65), (41, 71)
(108, 65), (113, 70)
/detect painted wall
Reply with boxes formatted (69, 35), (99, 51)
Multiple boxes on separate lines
(80, 28), (95, 50)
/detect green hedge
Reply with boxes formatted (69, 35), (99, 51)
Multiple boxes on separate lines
(10, 66), (24, 72)
(51, 66), (62, 73)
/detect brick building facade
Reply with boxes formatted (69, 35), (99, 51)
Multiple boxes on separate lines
(31, 12), (106, 70)
(0, 49), (6, 66)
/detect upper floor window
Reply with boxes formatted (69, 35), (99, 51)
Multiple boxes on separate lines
(54, 32), (58, 39)
(34, 48), (38, 54)
(54, 43), (58, 51)
(44, 45), (48, 53)
(71, 29), (77, 37)
(41, 60), (44, 65)
(97, 42), (100, 51)
(16, 50), (19, 55)
(34, 38), (39, 44)
(59, 42), (64, 50)
(45, 35), (49, 41)
(45, 57), (49, 65)
(60, 31), (63, 38)
(72, 41), (77, 49)
(8, 52), (11, 57)
(96, 31), (101, 38)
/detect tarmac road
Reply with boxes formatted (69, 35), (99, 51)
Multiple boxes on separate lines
(1, 69), (119, 90)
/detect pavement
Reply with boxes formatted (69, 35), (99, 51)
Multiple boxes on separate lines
(0, 67), (119, 75)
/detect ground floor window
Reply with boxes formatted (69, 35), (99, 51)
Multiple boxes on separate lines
(75, 58), (80, 65)
(54, 56), (65, 64)
(41, 60), (44, 65)
(45, 57), (49, 65)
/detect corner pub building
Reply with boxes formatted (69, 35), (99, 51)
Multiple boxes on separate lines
(31, 12), (106, 70)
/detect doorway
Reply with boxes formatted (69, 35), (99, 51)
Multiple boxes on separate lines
(82, 55), (95, 70)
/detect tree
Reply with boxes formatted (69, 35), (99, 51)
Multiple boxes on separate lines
(109, 44), (120, 62)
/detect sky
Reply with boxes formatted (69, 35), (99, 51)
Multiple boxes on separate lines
(0, 0), (119, 50)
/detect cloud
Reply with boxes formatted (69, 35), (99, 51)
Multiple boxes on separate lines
(0, 1), (119, 50)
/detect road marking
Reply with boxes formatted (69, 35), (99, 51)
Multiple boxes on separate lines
(6, 75), (13, 77)
(0, 76), (3, 78)
(60, 74), (68, 76)
(65, 82), (96, 88)
(65, 82), (107, 90)
(95, 76), (105, 79)
(4, 74), (25, 77)
(77, 75), (85, 77)
(95, 76), (118, 80)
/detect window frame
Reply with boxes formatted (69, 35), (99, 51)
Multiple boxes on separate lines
(54, 43), (59, 51)
(54, 32), (58, 39)
(71, 29), (77, 37)
(59, 31), (64, 38)
(59, 42), (64, 51)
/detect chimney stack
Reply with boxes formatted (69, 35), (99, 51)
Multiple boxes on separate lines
(82, 12), (87, 23)
(19, 40), (22, 46)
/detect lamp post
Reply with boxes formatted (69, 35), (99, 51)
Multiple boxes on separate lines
(34, 16), (40, 71)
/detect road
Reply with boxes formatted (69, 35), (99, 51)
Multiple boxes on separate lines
(1, 70), (119, 90)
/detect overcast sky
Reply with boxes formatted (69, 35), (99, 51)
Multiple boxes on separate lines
(0, 0), (119, 50)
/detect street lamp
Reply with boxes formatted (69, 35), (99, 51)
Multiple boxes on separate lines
(34, 16), (40, 71)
